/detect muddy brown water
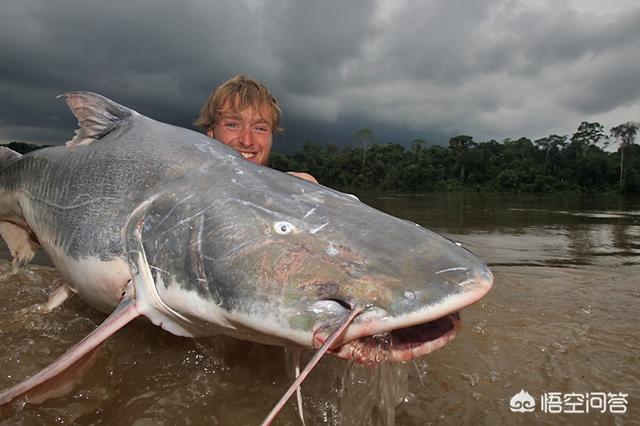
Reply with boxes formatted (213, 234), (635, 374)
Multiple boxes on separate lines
(0, 193), (638, 425)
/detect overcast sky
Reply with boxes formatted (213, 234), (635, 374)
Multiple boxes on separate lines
(1, 0), (639, 151)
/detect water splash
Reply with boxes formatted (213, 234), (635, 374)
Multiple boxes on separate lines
(283, 347), (410, 425)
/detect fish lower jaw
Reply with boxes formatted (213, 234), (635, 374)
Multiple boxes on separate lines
(317, 313), (461, 365)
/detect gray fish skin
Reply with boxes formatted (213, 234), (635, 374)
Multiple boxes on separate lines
(0, 92), (493, 363)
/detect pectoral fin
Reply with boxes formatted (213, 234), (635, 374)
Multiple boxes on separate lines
(0, 298), (141, 411)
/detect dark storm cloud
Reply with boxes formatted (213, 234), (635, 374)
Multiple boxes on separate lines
(358, 0), (509, 84)
(264, 0), (377, 94)
(1, 0), (639, 147)
(0, 0), (268, 142)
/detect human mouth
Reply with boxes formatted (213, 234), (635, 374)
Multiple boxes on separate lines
(240, 151), (257, 160)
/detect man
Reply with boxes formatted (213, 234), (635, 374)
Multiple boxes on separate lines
(195, 75), (317, 183)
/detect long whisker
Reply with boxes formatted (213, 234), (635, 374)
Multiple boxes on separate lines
(261, 307), (363, 426)
(293, 349), (305, 426)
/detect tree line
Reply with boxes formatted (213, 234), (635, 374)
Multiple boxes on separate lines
(270, 121), (640, 194)
(3, 120), (638, 194)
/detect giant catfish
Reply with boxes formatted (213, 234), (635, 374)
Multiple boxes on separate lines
(0, 92), (493, 415)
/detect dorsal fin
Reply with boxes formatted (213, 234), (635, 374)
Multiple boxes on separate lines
(59, 91), (138, 148)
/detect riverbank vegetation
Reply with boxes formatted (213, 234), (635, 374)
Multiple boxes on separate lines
(270, 121), (639, 194)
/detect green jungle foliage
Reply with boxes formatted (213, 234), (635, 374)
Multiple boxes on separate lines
(270, 121), (640, 194)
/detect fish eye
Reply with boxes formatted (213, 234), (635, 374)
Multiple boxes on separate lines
(274, 221), (294, 235)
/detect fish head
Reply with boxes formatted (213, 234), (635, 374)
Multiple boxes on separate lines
(130, 167), (493, 364)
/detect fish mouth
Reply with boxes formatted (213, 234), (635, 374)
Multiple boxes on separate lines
(311, 271), (492, 365)
(315, 312), (461, 365)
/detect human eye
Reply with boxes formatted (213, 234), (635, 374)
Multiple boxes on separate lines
(254, 123), (271, 133)
(224, 120), (240, 129)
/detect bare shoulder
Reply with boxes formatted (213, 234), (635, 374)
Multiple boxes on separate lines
(286, 171), (318, 184)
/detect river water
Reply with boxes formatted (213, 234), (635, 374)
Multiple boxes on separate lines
(0, 192), (638, 425)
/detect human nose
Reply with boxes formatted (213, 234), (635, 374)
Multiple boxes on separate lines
(237, 125), (254, 147)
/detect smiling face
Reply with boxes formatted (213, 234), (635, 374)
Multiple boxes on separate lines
(208, 101), (273, 165)
(195, 75), (281, 167)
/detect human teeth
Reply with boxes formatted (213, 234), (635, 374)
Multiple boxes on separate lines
(241, 152), (256, 159)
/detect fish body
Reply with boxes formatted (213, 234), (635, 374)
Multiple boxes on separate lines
(0, 92), (493, 408)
